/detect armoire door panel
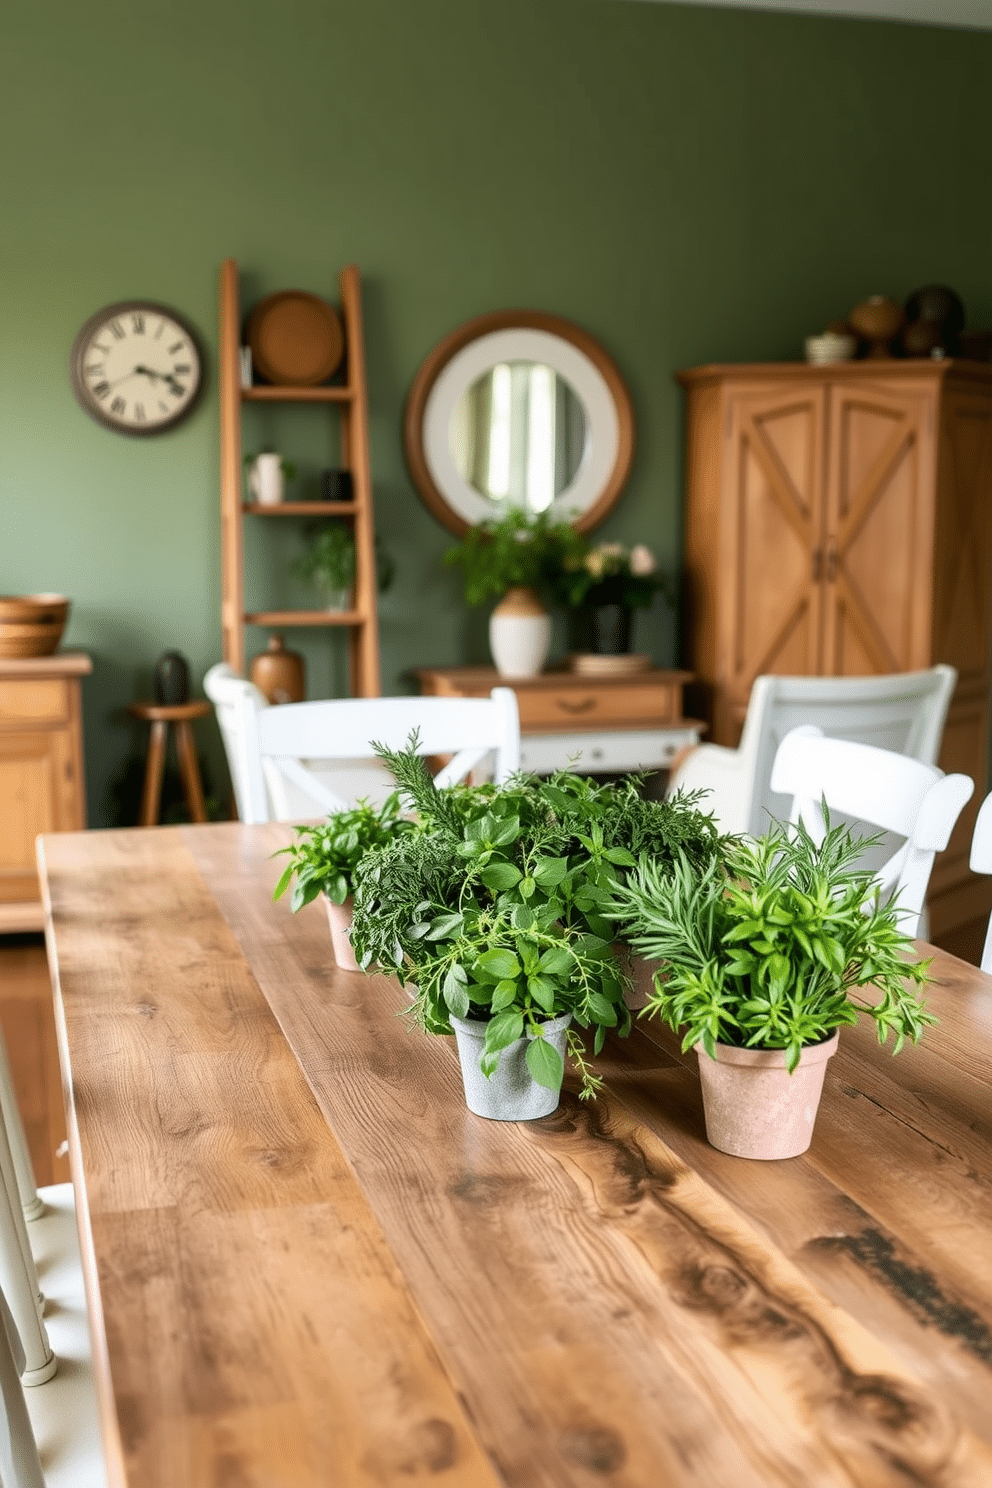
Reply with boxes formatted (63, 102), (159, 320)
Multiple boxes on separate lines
(822, 384), (936, 675)
(0, 732), (64, 903)
(931, 394), (992, 685)
(718, 387), (826, 730)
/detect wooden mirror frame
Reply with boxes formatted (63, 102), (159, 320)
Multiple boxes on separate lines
(404, 309), (635, 536)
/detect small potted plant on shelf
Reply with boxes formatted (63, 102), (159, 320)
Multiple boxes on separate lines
(349, 738), (721, 1119)
(294, 523), (356, 611)
(552, 540), (675, 658)
(608, 816), (933, 1159)
(272, 792), (412, 971)
(444, 507), (583, 678)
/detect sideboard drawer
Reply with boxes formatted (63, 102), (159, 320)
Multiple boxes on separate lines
(0, 680), (69, 725)
(517, 682), (675, 732)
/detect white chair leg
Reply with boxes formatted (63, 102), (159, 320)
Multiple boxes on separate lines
(0, 1287), (45, 1488)
(0, 1037), (43, 1223)
(0, 1110), (44, 1314)
(0, 1121), (53, 1386)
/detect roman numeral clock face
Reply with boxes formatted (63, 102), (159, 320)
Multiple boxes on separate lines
(70, 301), (202, 435)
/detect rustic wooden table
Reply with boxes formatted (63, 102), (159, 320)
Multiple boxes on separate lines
(37, 822), (992, 1488)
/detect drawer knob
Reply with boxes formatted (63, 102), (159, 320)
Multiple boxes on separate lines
(556, 697), (595, 715)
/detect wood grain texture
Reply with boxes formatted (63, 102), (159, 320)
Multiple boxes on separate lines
(38, 827), (498, 1488)
(39, 821), (992, 1486)
(185, 823), (992, 1488)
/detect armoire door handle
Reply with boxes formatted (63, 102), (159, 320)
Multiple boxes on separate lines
(811, 548), (823, 582)
(825, 540), (838, 582)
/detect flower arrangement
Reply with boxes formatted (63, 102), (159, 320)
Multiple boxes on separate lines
(553, 541), (673, 611)
(444, 506), (584, 606)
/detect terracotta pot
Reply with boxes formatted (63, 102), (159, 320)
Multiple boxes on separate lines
(449, 1011), (571, 1121)
(488, 587), (551, 678)
(325, 895), (361, 973)
(695, 1032), (839, 1160)
(249, 635), (306, 705)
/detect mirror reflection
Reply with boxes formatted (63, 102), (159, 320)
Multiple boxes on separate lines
(449, 361), (587, 513)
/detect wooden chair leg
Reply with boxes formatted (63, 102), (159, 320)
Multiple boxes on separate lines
(0, 1287), (45, 1488)
(138, 720), (168, 827)
(174, 720), (207, 823)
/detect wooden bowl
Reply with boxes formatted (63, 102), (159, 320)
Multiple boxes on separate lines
(0, 594), (70, 658)
(848, 295), (905, 357)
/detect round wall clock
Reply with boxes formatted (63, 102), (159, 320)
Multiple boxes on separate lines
(70, 301), (202, 435)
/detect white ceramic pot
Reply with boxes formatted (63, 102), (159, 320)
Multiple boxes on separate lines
(325, 894), (360, 973)
(449, 1012), (572, 1121)
(248, 453), (284, 506)
(488, 587), (551, 678)
(695, 1032), (839, 1160)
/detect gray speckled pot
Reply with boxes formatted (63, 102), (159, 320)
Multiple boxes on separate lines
(695, 1033), (839, 1160)
(450, 1012), (572, 1121)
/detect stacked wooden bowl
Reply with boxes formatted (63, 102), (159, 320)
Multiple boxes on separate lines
(0, 595), (70, 658)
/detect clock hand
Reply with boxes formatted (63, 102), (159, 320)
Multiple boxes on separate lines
(134, 365), (184, 394)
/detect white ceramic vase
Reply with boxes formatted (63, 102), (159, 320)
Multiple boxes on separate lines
(449, 1012), (571, 1121)
(248, 453), (284, 507)
(695, 1032), (839, 1160)
(325, 895), (360, 973)
(488, 587), (551, 678)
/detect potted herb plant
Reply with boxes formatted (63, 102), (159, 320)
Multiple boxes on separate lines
(444, 507), (583, 678)
(273, 792), (412, 971)
(609, 817), (933, 1159)
(350, 739), (721, 1119)
(294, 523), (356, 611)
(553, 540), (674, 656)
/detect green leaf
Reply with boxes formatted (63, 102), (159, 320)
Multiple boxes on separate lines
(442, 966), (470, 1018)
(484, 1011), (524, 1054)
(427, 912), (464, 941)
(533, 856), (569, 886)
(603, 846), (637, 867)
(272, 863), (295, 901)
(519, 877), (536, 900)
(586, 992), (619, 1026)
(491, 979), (520, 1011)
(477, 948), (522, 981)
(526, 1035), (564, 1091)
(479, 862), (523, 891)
(511, 904), (536, 931)
(538, 947), (573, 977)
(527, 975), (557, 1013)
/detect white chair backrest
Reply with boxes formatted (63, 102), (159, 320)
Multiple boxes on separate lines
(770, 724), (974, 937)
(203, 663), (267, 821)
(968, 793), (992, 973)
(238, 688), (521, 824)
(741, 666), (957, 837)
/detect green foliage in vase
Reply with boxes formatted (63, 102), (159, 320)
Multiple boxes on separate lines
(293, 526), (394, 599)
(551, 539), (676, 611)
(607, 816), (933, 1073)
(349, 739), (722, 1097)
(444, 506), (585, 606)
(272, 792), (412, 909)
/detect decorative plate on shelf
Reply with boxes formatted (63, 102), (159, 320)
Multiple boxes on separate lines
(245, 291), (345, 385)
(566, 652), (653, 676)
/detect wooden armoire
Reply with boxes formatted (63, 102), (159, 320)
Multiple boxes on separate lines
(677, 359), (992, 938)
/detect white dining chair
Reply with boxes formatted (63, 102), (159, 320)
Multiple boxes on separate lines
(0, 1031), (106, 1484)
(668, 666), (957, 837)
(236, 686), (521, 824)
(967, 793), (992, 973)
(770, 725), (974, 937)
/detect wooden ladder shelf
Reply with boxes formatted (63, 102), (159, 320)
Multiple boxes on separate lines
(218, 259), (381, 695)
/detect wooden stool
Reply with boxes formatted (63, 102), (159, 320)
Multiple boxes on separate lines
(127, 701), (211, 826)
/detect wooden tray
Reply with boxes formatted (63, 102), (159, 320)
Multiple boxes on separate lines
(245, 291), (344, 385)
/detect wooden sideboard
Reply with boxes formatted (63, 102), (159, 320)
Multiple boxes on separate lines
(677, 359), (992, 938)
(413, 666), (704, 775)
(0, 652), (91, 932)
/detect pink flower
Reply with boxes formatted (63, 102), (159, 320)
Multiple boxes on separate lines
(630, 544), (657, 576)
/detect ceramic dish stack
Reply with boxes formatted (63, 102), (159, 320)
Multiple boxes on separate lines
(0, 595), (70, 657)
(804, 331), (857, 365)
(566, 653), (652, 676)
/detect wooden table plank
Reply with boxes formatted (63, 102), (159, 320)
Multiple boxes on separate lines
(182, 823), (992, 1488)
(38, 828), (500, 1488)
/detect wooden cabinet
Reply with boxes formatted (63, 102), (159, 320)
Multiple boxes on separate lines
(0, 653), (91, 932)
(678, 360), (992, 936)
(413, 666), (704, 774)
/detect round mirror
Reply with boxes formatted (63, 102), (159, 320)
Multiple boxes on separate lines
(404, 311), (634, 535)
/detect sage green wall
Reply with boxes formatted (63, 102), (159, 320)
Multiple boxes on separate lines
(2, 0), (990, 823)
